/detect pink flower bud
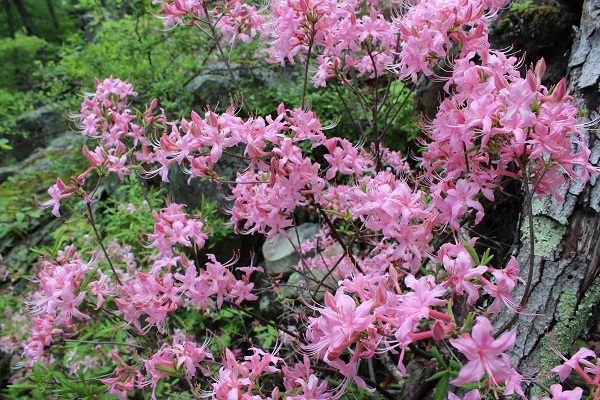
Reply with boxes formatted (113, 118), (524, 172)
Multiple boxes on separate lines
(432, 320), (447, 340)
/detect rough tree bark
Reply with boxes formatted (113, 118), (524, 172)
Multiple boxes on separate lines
(494, 0), (600, 391)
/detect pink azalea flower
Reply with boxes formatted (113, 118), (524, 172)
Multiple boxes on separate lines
(532, 384), (584, 400)
(36, 178), (75, 217)
(449, 316), (515, 386)
(449, 389), (481, 400)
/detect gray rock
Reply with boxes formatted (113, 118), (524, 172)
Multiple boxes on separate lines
(186, 68), (236, 111)
(186, 62), (302, 112)
(262, 223), (321, 276)
(161, 153), (241, 211)
(11, 105), (70, 162)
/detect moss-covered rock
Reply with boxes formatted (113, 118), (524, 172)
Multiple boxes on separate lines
(490, 2), (580, 85)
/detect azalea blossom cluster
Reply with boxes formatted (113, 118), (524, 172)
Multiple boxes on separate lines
(147, 202), (209, 259)
(137, 102), (365, 239)
(36, 77), (152, 217)
(298, 247), (527, 393)
(78, 76), (151, 178)
(23, 245), (109, 366)
(22, 0), (600, 398)
(106, 202), (262, 334)
(422, 55), (596, 220)
(157, 0), (396, 83)
(21, 205), (262, 376)
(101, 337), (337, 399)
(394, 0), (508, 82)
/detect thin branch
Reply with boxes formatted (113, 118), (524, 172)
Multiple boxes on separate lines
(348, 68), (374, 128)
(494, 162), (535, 338)
(368, 358), (379, 400)
(200, 8), (253, 114)
(64, 339), (144, 349)
(315, 203), (364, 274)
(301, 33), (315, 110)
(85, 203), (124, 286)
(380, 83), (415, 140)
(332, 80), (365, 136)
(311, 233), (358, 298)
(363, 40), (383, 171)
(225, 300), (307, 345)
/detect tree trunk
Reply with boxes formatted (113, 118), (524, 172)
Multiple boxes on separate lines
(3, 0), (15, 38)
(494, 0), (600, 389)
(11, 0), (36, 36)
(44, 0), (58, 31)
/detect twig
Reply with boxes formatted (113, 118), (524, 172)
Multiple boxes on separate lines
(363, 40), (383, 172)
(494, 161), (535, 338)
(368, 358), (380, 400)
(315, 203), (364, 274)
(332, 80), (365, 136)
(86, 203), (124, 287)
(301, 33), (315, 110)
(225, 300), (307, 345)
(64, 339), (144, 349)
(200, 8), (252, 114)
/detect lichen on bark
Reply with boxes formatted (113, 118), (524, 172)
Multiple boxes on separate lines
(520, 215), (566, 257)
(492, 3), (600, 393)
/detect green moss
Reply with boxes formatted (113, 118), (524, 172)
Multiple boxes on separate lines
(518, 6), (568, 34)
(539, 285), (600, 387)
(492, 3), (576, 65)
(520, 215), (566, 257)
(0, 135), (86, 251)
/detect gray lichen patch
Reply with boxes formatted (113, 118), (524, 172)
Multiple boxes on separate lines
(531, 196), (575, 225)
(521, 215), (567, 257)
(539, 284), (600, 387)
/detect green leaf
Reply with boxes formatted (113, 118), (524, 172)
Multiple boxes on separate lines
(91, 384), (110, 394)
(80, 263), (101, 289)
(462, 240), (480, 265)
(8, 384), (38, 390)
(0, 138), (13, 150)
(449, 359), (462, 370)
(480, 248), (494, 266)
(430, 346), (447, 368)
(77, 367), (87, 385)
(52, 230), (65, 255)
(31, 363), (44, 383)
(425, 370), (448, 382)
(155, 364), (184, 377)
(460, 312), (476, 334)
(433, 372), (449, 400)
(460, 382), (481, 390)
(54, 379), (82, 392)
(29, 247), (46, 257)
(322, 209), (348, 218)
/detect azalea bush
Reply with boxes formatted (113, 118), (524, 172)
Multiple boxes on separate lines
(3, 0), (599, 399)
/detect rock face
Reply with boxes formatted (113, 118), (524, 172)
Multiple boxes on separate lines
(0, 132), (85, 280)
(162, 154), (240, 210)
(186, 62), (302, 113)
(262, 223), (321, 276)
(186, 66), (237, 111)
(10, 105), (70, 163)
(489, 1), (581, 85)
